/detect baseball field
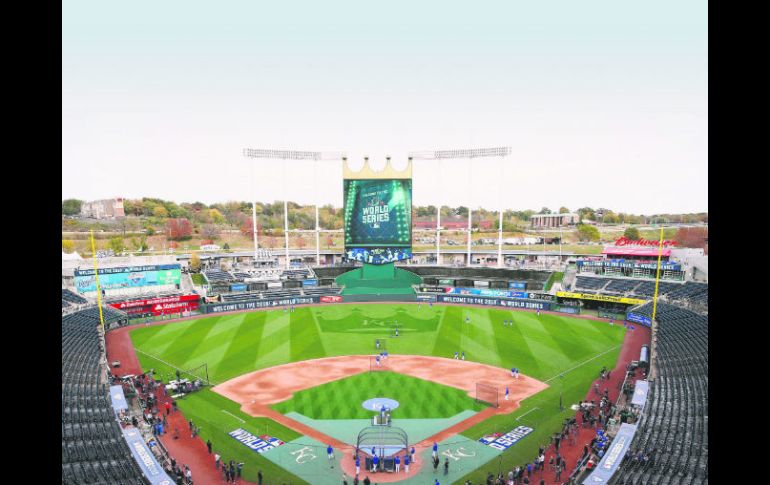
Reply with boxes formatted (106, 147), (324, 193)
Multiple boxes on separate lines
(129, 303), (626, 484)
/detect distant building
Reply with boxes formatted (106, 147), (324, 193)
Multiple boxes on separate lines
(81, 198), (125, 219)
(530, 213), (579, 228)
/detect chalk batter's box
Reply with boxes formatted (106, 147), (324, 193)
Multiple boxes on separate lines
(479, 426), (534, 451)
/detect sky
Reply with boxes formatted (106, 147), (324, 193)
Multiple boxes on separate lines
(62, 0), (707, 214)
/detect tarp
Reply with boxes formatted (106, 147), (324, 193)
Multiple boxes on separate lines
(631, 380), (650, 407)
(121, 427), (174, 485)
(109, 385), (128, 412)
(602, 247), (672, 257)
(582, 423), (637, 484)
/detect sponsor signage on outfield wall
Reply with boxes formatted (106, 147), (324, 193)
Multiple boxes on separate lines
(448, 287), (554, 301)
(626, 312), (652, 327)
(320, 295), (343, 303)
(416, 294), (438, 302)
(302, 279), (318, 287)
(418, 286), (450, 294)
(553, 305), (581, 314)
(228, 428), (285, 454)
(207, 296), (320, 313)
(438, 295), (550, 310)
(109, 294), (200, 316)
(509, 281), (526, 289)
(556, 292), (648, 305)
(479, 426), (534, 451)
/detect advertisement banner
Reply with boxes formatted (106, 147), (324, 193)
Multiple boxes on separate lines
(438, 295), (550, 311)
(416, 294), (437, 302)
(207, 296), (320, 313)
(418, 286), (449, 294)
(109, 385), (129, 412)
(479, 426), (534, 451)
(448, 287), (530, 299)
(553, 306), (581, 314)
(509, 281), (526, 289)
(228, 428), (285, 454)
(230, 284), (248, 292)
(320, 295), (343, 303)
(626, 312), (652, 327)
(302, 279), (318, 287)
(556, 291), (647, 305)
(438, 279), (455, 285)
(122, 428), (174, 485)
(75, 264), (181, 293)
(110, 294), (200, 310)
(583, 423), (638, 484)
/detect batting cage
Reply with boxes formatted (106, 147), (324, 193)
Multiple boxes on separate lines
(475, 382), (499, 408)
(356, 426), (409, 472)
(369, 355), (389, 372)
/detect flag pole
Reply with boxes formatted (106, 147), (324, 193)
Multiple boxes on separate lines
(90, 230), (106, 328)
(651, 227), (665, 321)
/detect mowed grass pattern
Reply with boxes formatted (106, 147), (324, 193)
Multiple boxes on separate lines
(272, 371), (487, 419)
(131, 304), (622, 384)
(129, 304), (626, 485)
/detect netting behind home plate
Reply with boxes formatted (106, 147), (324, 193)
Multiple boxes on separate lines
(475, 382), (499, 407)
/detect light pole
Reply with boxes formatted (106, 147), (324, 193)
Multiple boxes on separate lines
(409, 147), (511, 268)
(242, 148), (346, 269)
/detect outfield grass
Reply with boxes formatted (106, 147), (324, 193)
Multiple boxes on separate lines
(130, 304), (625, 485)
(174, 388), (305, 484)
(272, 371), (487, 419)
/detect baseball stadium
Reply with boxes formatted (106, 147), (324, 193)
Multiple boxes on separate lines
(61, 152), (708, 485)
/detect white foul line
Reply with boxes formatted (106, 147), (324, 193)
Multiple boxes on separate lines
(222, 410), (245, 423)
(544, 344), (622, 383)
(516, 407), (539, 421)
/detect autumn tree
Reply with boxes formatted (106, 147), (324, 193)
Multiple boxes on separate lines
(165, 218), (193, 241)
(623, 226), (641, 240)
(675, 227), (708, 248)
(109, 237), (125, 254)
(201, 224), (220, 240)
(62, 199), (82, 216)
(559, 207), (570, 214)
(190, 252), (201, 272)
(577, 224), (600, 242)
(62, 240), (75, 253)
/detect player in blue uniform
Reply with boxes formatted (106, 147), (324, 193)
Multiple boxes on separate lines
(505, 386), (510, 400)
(327, 444), (334, 467)
(404, 453), (410, 473)
(395, 454), (400, 472)
(410, 445), (416, 463)
(461, 351), (465, 361)
(511, 366), (515, 377)
(432, 441), (438, 458)
(372, 453), (379, 472)
(355, 454), (360, 475)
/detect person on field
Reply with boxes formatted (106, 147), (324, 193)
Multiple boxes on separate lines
(432, 441), (438, 458)
(372, 454), (379, 472)
(207, 439), (212, 454)
(404, 453), (410, 473)
(394, 454), (400, 473)
(355, 455), (360, 475)
(411, 445), (416, 463)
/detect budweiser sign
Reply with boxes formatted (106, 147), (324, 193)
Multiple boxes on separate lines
(614, 236), (677, 247)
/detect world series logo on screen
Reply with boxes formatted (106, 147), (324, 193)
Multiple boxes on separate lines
(343, 158), (412, 265)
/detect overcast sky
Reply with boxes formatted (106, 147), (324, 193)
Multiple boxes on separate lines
(62, 0), (707, 214)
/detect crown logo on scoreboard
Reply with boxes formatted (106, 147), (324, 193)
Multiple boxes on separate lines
(343, 157), (412, 180)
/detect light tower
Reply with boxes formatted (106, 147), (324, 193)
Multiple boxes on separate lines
(408, 147), (511, 267)
(242, 149), (347, 268)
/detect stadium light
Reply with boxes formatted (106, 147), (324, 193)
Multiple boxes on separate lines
(243, 148), (347, 268)
(409, 147), (511, 267)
